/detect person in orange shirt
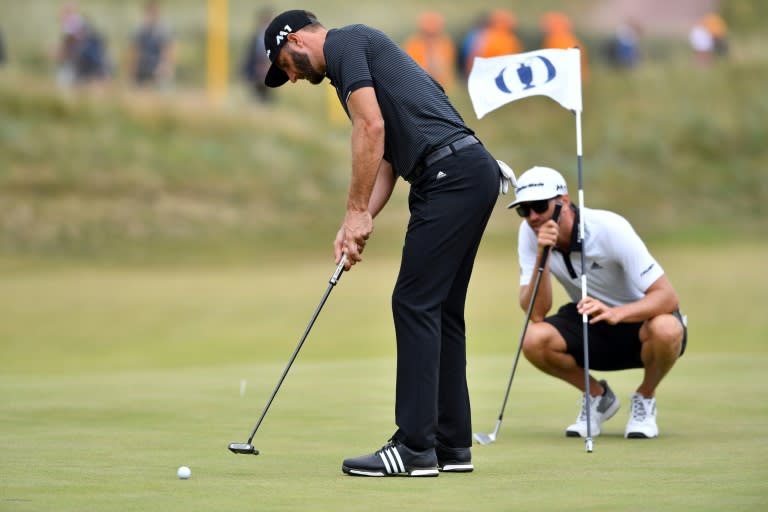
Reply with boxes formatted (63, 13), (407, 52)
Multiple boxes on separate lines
(464, 9), (523, 75)
(701, 13), (728, 56)
(402, 11), (457, 91)
(541, 11), (589, 81)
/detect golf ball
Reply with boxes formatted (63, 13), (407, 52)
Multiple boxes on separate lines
(177, 466), (191, 479)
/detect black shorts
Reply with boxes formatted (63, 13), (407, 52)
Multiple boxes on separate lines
(544, 303), (688, 371)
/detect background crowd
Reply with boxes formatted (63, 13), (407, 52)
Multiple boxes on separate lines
(0, 3), (730, 102)
(51, 1), (175, 89)
(396, 8), (729, 93)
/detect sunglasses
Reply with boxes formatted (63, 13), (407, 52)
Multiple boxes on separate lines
(515, 199), (551, 218)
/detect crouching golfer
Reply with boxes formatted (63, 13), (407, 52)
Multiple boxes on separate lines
(509, 166), (687, 438)
(262, 10), (506, 475)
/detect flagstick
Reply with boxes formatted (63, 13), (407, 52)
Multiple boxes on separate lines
(575, 110), (593, 454)
(467, 47), (589, 450)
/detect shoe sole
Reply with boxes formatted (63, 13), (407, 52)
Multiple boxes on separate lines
(439, 463), (474, 473)
(565, 397), (621, 438)
(625, 431), (658, 439)
(342, 465), (439, 477)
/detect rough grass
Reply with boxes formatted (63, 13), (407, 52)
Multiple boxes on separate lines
(1, 49), (766, 262)
(1, 2), (767, 262)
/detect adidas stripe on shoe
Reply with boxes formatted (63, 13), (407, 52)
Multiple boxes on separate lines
(342, 438), (439, 477)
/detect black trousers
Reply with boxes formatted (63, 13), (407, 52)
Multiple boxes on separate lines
(392, 143), (498, 451)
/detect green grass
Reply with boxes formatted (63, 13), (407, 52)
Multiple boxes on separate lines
(2, 56), (766, 262)
(2, 354), (766, 511)
(1, 244), (767, 511)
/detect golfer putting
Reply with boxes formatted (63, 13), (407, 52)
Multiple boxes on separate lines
(261, 9), (511, 476)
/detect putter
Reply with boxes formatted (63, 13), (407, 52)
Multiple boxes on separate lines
(474, 202), (562, 446)
(228, 255), (347, 455)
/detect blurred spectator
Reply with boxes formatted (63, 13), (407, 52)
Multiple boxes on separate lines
(402, 11), (457, 91)
(458, 13), (488, 78)
(55, 3), (111, 88)
(540, 11), (589, 81)
(128, 0), (175, 87)
(55, 2), (84, 86)
(688, 26), (713, 65)
(240, 7), (273, 102)
(462, 9), (523, 76)
(689, 13), (728, 66)
(605, 21), (640, 69)
(704, 14), (729, 56)
(74, 21), (111, 84)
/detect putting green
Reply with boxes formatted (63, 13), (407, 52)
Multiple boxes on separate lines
(1, 243), (766, 511)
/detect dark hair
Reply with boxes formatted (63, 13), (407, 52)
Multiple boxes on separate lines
(304, 11), (322, 28)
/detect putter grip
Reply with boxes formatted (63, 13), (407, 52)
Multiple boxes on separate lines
(330, 254), (347, 285)
(539, 202), (563, 269)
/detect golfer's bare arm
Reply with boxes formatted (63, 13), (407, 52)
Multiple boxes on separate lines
(520, 217), (559, 322)
(368, 160), (396, 218)
(347, 86), (385, 216)
(334, 86), (385, 265)
(519, 251), (554, 323)
(609, 275), (679, 323)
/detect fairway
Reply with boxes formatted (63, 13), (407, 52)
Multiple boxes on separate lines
(1, 243), (767, 511)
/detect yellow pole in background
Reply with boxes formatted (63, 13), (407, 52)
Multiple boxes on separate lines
(207, 0), (228, 103)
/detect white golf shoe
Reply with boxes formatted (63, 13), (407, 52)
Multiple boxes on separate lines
(624, 393), (659, 439)
(566, 379), (620, 438)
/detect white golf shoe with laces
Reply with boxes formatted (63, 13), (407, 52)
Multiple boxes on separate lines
(565, 379), (620, 438)
(624, 392), (659, 438)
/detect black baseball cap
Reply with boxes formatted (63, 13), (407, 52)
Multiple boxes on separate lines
(264, 10), (315, 88)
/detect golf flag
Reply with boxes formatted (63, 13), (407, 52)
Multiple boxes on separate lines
(468, 48), (582, 119)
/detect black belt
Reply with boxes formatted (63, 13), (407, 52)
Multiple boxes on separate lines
(407, 135), (480, 182)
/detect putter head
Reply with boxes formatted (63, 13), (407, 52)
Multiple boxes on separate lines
(473, 432), (496, 446)
(228, 443), (259, 455)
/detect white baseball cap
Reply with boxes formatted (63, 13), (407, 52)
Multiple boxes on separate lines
(506, 166), (568, 209)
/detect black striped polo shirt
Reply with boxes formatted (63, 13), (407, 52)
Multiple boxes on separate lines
(324, 24), (473, 179)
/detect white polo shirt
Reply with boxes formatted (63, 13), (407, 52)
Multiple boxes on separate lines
(518, 207), (664, 307)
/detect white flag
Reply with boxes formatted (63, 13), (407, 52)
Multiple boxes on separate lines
(468, 48), (582, 119)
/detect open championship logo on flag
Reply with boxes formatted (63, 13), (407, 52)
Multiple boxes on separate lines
(468, 48), (582, 119)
